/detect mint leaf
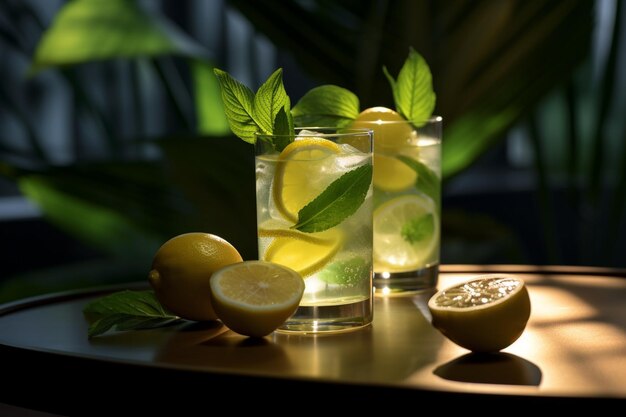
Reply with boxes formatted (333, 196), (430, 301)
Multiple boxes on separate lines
(213, 68), (257, 143)
(401, 213), (435, 244)
(386, 48), (436, 125)
(292, 85), (360, 128)
(396, 155), (440, 205)
(272, 98), (294, 152)
(319, 257), (370, 285)
(253, 68), (288, 134)
(83, 290), (181, 338)
(294, 164), (372, 233)
(215, 67), (295, 148)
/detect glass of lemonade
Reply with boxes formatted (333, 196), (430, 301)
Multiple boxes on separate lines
(353, 114), (442, 294)
(255, 127), (374, 333)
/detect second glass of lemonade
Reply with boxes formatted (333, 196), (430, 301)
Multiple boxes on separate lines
(255, 128), (374, 333)
(354, 116), (442, 294)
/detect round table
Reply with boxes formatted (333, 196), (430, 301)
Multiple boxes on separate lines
(1, 265), (624, 413)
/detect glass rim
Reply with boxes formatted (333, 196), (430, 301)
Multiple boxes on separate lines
(254, 127), (374, 139)
(354, 115), (442, 125)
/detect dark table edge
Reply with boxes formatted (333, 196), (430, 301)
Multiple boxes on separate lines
(1, 343), (623, 416)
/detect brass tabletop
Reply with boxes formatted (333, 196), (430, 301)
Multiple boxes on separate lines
(0, 265), (624, 411)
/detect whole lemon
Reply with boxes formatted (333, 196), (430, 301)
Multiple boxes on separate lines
(350, 106), (418, 191)
(350, 106), (415, 151)
(148, 233), (243, 321)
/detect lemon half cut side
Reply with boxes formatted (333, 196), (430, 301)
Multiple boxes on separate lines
(210, 260), (305, 338)
(428, 274), (531, 353)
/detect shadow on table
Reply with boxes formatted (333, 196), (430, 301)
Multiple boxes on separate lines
(434, 352), (542, 386)
(153, 296), (443, 382)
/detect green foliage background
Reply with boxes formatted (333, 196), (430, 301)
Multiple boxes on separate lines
(1, 0), (624, 302)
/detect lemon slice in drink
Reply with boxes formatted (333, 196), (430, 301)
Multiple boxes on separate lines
(350, 107), (418, 192)
(210, 261), (304, 337)
(373, 154), (417, 192)
(373, 194), (438, 272)
(428, 275), (531, 352)
(262, 227), (344, 278)
(273, 137), (341, 222)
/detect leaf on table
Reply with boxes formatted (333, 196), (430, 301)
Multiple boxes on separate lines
(83, 290), (181, 338)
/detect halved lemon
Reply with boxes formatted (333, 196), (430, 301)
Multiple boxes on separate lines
(272, 137), (341, 222)
(262, 227), (344, 277)
(210, 260), (305, 337)
(373, 194), (439, 272)
(428, 275), (531, 352)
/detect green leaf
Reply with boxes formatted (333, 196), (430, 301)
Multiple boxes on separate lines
(294, 164), (372, 233)
(213, 68), (257, 144)
(401, 213), (434, 244)
(292, 85), (360, 128)
(31, 0), (207, 72)
(396, 155), (440, 205)
(191, 60), (230, 136)
(253, 68), (288, 134)
(83, 290), (180, 338)
(392, 48), (436, 125)
(272, 100), (294, 151)
(19, 172), (162, 261)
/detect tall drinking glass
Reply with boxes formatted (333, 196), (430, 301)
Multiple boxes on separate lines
(355, 117), (442, 294)
(255, 128), (374, 333)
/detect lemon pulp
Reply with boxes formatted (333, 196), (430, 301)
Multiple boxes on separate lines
(428, 275), (532, 353)
(210, 260), (305, 337)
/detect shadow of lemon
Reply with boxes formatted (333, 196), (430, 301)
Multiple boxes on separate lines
(154, 321), (292, 373)
(434, 352), (542, 386)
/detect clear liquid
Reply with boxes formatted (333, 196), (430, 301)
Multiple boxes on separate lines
(256, 144), (373, 307)
(373, 136), (441, 274)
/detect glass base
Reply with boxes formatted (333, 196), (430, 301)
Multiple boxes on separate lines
(374, 264), (439, 296)
(276, 297), (373, 334)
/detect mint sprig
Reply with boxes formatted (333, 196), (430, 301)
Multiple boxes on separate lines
(214, 68), (293, 149)
(401, 213), (435, 244)
(83, 290), (181, 338)
(292, 85), (360, 128)
(383, 47), (436, 125)
(294, 164), (372, 233)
